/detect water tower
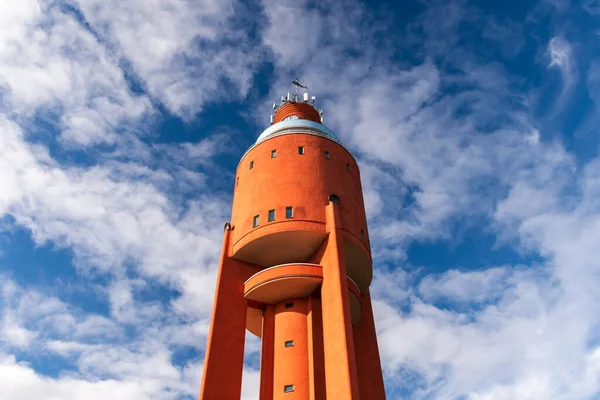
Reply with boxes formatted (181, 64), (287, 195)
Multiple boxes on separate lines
(199, 85), (386, 399)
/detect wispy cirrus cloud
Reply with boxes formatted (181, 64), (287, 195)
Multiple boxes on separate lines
(547, 36), (577, 108)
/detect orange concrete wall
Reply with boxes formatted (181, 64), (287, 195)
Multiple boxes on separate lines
(319, 202), (360, 399)
(353, 292), (387, 400)
(231, 133), (369, 261)
(272, 298), (310, 399)
(307, 296), (326, 400)
(273, 102), (320, 123)
(199, 230), (261, 400)
(260, 305), (275, 400)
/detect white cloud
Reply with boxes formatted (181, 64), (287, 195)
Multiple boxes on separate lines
(0, 0), (262, 146)
(548, 36), (572, 70)
(0, 276), (216, 399)
(418, 267), (513, 305)
(547, 36), (576, 106)
(0, 0), (152, 146)
(0, 117), (225, 290)
(0, 355), (156, 400)
(1, 276), (120, 348)
(74, 0), (260, 119)
(261, 0), (324, 67)
(0, 349), (205, 400)
(1, 317), (37, 349)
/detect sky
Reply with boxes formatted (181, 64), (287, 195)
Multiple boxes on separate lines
(1, 0), (600, 398)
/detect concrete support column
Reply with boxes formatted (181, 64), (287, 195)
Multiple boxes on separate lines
(353, 292), (386, 400)
(320, 201), (360, 400)
(307, 296), (326, 400)
(273, 298), (310, 399)
(260, 305), (275, 400)
(199, 226), (249, 400)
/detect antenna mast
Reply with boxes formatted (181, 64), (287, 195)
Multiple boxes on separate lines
(292, 79), (309, 101)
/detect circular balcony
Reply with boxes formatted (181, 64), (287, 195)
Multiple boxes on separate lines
(244, 263), (362, 337)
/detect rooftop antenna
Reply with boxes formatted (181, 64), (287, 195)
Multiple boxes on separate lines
(292, 78), (309, 99)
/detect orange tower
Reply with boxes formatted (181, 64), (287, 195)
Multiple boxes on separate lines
(199, 88), (386, 400)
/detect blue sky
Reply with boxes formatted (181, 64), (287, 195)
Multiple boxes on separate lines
(1, 0), (600, 398)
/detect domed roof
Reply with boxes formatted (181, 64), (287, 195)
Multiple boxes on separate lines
(253, 90), (342, 147)
(273, 101), (321, 124)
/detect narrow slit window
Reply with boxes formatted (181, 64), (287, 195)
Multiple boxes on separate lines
(253, 215), (259, 228)
(346, 163), (351, 172)
(284, 385), (294, 393)
(285, 302), (294, 309)
(285, 206), (293, 219)
(268, 209), (275, 222)
(298, 146), (305, 155)
(325, 151), (330, 160)
(250, 160), (254, 170)
(361, 229), (365, 242)
(285, 340), (294, 348)
(271, 149), (277, 158)
(236, 177), (239, 186)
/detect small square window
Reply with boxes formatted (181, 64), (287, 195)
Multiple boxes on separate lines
(250, 160), (254, 170)
(285, 302), (294, 309)
(325, 151), (330, 160)
(285, 340), (294, 347)
(268, 209), (275, 222)
(253, 215), (259, 228)
(284, 385), (294, 393)
(346, 163), (351, 172)
(298, 146), (305, 155)
(285, 207), (293, 219)
(271, 150), (277, 158)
